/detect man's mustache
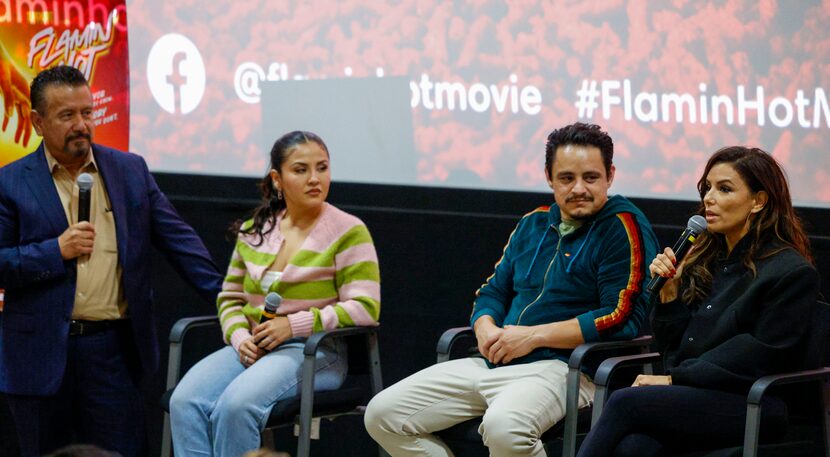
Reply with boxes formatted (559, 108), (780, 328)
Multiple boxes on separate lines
(66, 133), (91, 143)
(566, 194), (593, 203)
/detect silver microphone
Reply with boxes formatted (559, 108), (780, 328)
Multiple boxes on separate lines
(77, 173), (94, 222)
(647, 215), (707, 294)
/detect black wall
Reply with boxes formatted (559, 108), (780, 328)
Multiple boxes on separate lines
(3, 173), (828, 456)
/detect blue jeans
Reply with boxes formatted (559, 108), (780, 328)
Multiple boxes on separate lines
(169, 338), (347, 456)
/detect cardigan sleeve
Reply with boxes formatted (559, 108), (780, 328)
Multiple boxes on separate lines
(286, 224), (381, 336)
(217, 238), (253, 350)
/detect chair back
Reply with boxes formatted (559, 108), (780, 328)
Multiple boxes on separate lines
(337, 332), (377, 403)
(180, 324), (224, 377)
(804, 300), (830, 369)
(777, 299), (830, 423)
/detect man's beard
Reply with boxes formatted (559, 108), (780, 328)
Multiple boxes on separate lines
(64, 133), (92, 157)
(565, 194), (595, 220)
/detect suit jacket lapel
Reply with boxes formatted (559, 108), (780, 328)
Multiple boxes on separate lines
(93, 145), (129, 263)
(24, 145), (68, 235)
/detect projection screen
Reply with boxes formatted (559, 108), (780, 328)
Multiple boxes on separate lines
(126, 0), (830, 207)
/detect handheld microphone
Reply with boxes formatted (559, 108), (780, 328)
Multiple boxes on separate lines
(647, 215), (707, 294)
(77, 173), (94, 222)
(262, 292), (283, 321)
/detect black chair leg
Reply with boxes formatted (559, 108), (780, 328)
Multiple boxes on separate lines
(296, 352), (318, 457)
(822, 381), (830, 457)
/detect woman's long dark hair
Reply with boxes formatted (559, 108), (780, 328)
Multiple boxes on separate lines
(680, 146), (812, 305)
(229, 131), (329, 246)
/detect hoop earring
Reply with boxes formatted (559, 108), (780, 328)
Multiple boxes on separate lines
(277, 189), (283, 200)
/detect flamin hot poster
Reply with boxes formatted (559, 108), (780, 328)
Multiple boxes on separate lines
(0, 0), (129, 168)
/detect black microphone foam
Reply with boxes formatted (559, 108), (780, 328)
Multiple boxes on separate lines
(77, 173), (94, 223)
(647, 215), (707, 294)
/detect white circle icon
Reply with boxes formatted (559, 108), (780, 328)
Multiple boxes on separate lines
(146, 34), (206, 114)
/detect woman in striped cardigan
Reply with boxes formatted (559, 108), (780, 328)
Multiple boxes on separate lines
(170, 131), (381, 456)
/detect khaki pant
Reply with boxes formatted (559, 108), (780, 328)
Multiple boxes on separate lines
(365, 357), (595, 457)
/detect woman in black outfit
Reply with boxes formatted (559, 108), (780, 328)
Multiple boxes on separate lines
(577, 146), (820, 457)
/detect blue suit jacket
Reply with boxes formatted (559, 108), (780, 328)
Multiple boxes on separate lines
(0, 143), (223, 395)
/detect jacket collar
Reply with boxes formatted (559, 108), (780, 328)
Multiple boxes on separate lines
(24, 143), (68, 235)
(718, 234), (757, 264)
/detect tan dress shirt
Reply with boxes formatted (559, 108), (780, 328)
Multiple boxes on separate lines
(45, 148), (127, 320)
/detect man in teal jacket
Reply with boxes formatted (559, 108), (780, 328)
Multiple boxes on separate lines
(365, 123), (659, 457)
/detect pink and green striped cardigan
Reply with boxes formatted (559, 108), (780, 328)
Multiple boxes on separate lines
(217, 203), (381, 351)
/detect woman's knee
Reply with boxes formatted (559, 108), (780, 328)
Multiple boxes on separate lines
(604, 387), (644, 416)
(614, 433), (664, 457)
(169, 379), (200, 417)
(211, 384), (265, 422)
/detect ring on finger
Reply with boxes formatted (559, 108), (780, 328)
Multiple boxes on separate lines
(243, 355), (249, 364)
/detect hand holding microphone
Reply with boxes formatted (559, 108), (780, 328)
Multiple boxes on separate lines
(649, 247), (684, 302)
(253, 292), (292, 351)
(648, 215), (707, 302)
(240, 292), (285, 366)
(57, 173), (96, 260)
(238, 338), (265, 368)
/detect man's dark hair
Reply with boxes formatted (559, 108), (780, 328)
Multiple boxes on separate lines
(545, 122), (614, 176)
(30, 65), (89, 113)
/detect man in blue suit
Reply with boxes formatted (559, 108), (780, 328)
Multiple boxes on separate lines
(0, 66), (223, 456)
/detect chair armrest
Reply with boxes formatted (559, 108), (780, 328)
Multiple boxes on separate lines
(169, 315), (220, 343)
(296, 325), (384, 454)
(594, 352), (662, 387)
(560, 336), (653, 457)
(166, 315), (221, 390)
(568, 335), (653, 370)
(436, 326), (474, 363)
(588, 352), (662, 428)
(303, 325), (379, 356)
(747, 367), (830, 405)
(742, 367), (830, 456)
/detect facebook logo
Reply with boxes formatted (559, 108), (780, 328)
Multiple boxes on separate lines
(146, 34), (206, 114)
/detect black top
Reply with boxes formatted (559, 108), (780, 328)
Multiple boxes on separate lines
(652, 237), (820, 393)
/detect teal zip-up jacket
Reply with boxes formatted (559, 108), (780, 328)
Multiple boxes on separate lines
(470, 195), (658, 366)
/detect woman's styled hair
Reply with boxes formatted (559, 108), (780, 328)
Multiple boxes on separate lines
(680, 146), (812, 305)
(230, 131), (329, 245)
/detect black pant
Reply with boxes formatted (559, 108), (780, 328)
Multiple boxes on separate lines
(576, 385), (787, 457)
(6, 327), (146, 457)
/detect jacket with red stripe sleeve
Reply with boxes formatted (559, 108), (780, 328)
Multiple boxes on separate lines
(470, 195), (658, 367)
